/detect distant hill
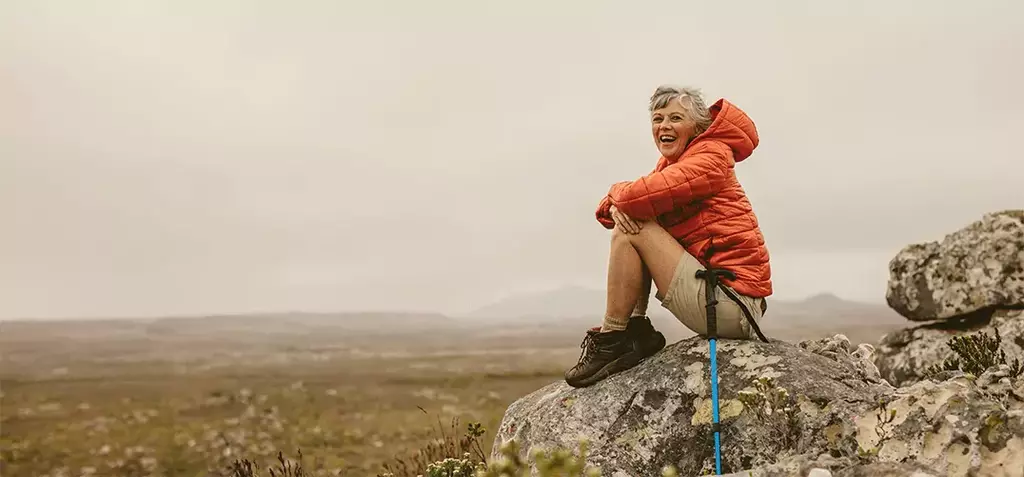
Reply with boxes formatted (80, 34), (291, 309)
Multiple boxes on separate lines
(0, 311), (459, 342)
(1, 291), (907, 350)
(463, 285), (607, 321)
(463, 287), (907, 345)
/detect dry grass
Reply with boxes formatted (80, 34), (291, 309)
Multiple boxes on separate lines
(0, 316), (578, 477)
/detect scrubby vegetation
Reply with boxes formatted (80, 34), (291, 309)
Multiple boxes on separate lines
(1, 316), (683, 476)
(228, 431), (684, 477)
(0, 318), (575, 477)
(926, 327), (1024, 378)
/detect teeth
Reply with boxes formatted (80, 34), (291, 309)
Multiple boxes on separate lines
(660, 136), (675, 141)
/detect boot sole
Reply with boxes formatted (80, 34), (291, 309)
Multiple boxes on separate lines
(567, 350), (645, 388)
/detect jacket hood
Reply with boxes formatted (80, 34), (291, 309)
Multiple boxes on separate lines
(686, 98), (759, 162)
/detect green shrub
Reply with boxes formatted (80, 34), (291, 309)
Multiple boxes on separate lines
(423, 453), (485, 477)
(926, 328), (1023, 378)
(378, 418), (489, 477)
(477, 439), (598, 477)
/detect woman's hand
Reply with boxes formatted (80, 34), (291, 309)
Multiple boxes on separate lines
(610, 205), (642, 234)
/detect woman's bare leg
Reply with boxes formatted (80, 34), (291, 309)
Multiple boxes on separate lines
(602, 220), (685, 332)
(632, 265), (652, 317)
(565, 220), (681, 387)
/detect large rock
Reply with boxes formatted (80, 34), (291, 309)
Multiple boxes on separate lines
(491, 335), (890, 475)
(849, 367), (1024, 477)
(874, 309), (1024, 387)
(491, 335), (1024, 476)
(885, 210), (1024, 322)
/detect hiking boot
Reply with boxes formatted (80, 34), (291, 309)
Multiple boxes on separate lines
(564, 328), (642, 388)
(627, 315), (666, 359)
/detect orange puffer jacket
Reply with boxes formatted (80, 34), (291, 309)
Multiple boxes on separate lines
(596, 98), (772, 298)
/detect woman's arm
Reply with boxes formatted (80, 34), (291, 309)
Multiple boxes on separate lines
(595, 181), (632, 229)
(608, 142), (734, 220)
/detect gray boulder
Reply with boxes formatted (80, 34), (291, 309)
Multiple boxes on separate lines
(492, 334), (1024, 476)
(491, 335), (891, 476)
(874, 309), (1024, 387)
(885, 210), (1024, 322)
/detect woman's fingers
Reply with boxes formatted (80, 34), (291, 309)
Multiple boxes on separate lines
(619, 213), (638, 234)
(611, 211), (624, 232)
(613, 211), (632, 234)
(622, 215), (638, 233)
(611, 204), (646, 235)
(612, 208), (644, 234)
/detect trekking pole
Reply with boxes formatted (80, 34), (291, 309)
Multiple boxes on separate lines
(697, 263), (772, 475)
(710, 330), (722, 474)
(695, 268), (731, 475)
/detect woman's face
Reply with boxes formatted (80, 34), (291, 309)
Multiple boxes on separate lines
(651, 101), (697, 159)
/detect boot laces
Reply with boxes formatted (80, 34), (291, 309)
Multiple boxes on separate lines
(576, 332), (598, 366)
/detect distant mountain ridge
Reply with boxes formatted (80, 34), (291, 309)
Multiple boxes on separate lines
(464, 287), (889, 320)
(461, 286), (906, 345)
(463, 285), (607, 320)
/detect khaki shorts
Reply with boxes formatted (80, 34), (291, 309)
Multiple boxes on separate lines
(656, 251), (764, 339)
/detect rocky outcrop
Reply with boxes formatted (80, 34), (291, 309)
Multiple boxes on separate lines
(874, 308), (1024, 387)
(885, 210), (1024, 322)
(850, 365), (1024, 477)
(491, 210), (1024, 476)
(492, 335), (887, 475)
(491, 333), (1024, 476)
(876, 210), (1024, 389)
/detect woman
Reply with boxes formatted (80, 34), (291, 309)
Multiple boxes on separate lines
(565, 85), (772, 388)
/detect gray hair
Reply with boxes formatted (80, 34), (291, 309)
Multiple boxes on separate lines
(648, 85), (712, 136)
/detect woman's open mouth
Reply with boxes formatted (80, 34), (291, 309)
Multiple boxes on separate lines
(659, 135), (677, 144)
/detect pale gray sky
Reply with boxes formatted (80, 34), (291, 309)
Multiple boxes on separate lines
(3, 1), (1022, 319)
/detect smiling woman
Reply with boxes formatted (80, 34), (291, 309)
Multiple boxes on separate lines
(650, 86), (712, 158)
(564, 85), (773, 388)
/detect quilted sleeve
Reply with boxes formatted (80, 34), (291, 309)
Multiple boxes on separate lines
(608, 143), (734, 220)
(595, 180), (632, 228)
(596, 195), (615, 229)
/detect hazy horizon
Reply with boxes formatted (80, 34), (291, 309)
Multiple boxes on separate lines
(4, 1), (1023, 320)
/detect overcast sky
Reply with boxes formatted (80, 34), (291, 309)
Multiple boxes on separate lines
(3, 0), (1022, 319)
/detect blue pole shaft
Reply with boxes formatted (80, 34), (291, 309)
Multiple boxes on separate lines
(710, 338), (721, 475)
